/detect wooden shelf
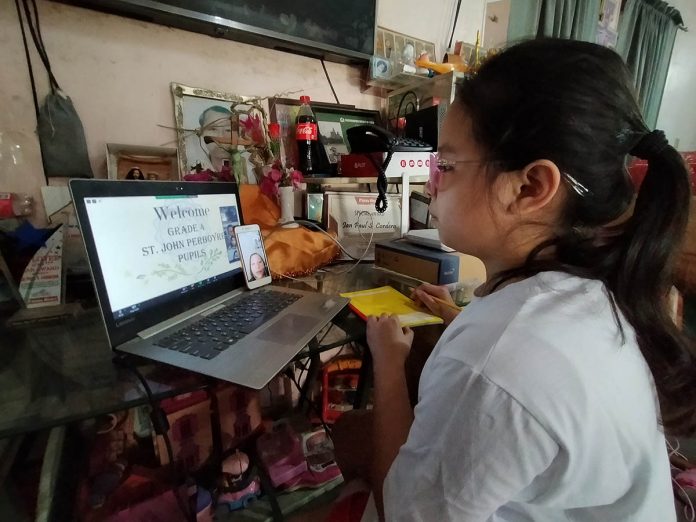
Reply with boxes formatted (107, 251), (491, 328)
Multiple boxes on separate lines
(303, 175), (428, 185)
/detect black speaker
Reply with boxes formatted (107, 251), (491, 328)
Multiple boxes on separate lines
(404, 104), (448, 151)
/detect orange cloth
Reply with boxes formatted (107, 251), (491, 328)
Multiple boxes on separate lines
(239, 185), (340, 278)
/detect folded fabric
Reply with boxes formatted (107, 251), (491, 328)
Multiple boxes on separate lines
(239, 185), (340, 278)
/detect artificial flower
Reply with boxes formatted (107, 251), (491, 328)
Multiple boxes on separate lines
(184, 163), (216, 181)
(240, 113), (265, 144)
(259, 162), (304, 200)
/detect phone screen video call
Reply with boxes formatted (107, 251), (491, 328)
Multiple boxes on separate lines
(236, 228), (270, 283)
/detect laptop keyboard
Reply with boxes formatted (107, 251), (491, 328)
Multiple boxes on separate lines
(154, 289), (302, 360)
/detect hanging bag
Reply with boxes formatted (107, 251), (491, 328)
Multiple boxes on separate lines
(17, 0), (93, 178)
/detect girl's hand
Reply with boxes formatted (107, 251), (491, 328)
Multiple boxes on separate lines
(411, 283), (460, 325)
(366, 314), (414, 372)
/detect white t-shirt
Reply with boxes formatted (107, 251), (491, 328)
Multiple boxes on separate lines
(363, 272), (675, 522)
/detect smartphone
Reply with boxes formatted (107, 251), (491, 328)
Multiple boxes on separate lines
(234, 224), (272, 289)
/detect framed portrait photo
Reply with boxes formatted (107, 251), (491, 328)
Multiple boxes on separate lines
(106, 143), (178, 181)
(171, 83), (272, 183)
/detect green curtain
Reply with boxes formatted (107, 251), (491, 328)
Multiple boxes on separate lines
(616, 0), (682, 128)
(507, 0), (601, 42)
(507, 0), (543, 41)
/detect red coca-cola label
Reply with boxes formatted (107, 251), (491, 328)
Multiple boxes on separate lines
(296, 123), (318, 140)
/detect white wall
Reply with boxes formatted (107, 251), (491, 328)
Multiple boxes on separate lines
(0, 0), (485, 224)
(656, 0), (696, 150)
(483, 0), (512, 49)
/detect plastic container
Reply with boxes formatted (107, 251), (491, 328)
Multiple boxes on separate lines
(0, 192), (33, 219)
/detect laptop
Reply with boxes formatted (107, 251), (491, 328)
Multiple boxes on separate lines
(70, 180), (349, 389)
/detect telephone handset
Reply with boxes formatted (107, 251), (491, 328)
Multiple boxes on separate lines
(347, 124), (432, 153)
(347, 125), (432, 213)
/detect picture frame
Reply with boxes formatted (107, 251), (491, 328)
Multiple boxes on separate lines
(269, 98), (381, 171)
(106, 143), (178, 181)
(375, 27), (436, 63)
(171, 83), (272, 183)
(323, 191), (401, 260)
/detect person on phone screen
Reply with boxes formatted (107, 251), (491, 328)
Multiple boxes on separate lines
(248, 253), (269, 281)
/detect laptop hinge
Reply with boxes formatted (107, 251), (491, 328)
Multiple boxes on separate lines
(137, 288), (242, 339)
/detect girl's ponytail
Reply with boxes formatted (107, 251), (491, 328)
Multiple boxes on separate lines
(613, 131), (695, 434)
(457, 39), (696, 435)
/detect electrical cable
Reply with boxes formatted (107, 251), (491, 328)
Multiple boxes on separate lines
(447, 0), (464, 52)
(113, 357), (195, 522)
(317, 323), (335, 346)
(285, 368), (333, 438)
(296, 323), (336, 384)
(267, 217), (374, 263)
(393, 90), (418, 136)
(371, 150), (394, 213)
(320, 58), (340, 104)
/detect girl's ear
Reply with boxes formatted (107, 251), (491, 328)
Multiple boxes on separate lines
(503, 160), (563, 216)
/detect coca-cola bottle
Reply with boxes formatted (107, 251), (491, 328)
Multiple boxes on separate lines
(295, 96), (328, 177)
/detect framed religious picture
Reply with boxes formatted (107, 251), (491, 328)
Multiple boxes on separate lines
(171, 83), (273, 183)
(106, 144), (178, 181)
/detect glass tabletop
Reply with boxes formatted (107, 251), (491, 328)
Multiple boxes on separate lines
(0, 263), (419, 439)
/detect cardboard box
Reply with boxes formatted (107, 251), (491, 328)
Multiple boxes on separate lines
(154, 390), (212, 469)
(340, 151), (430, 178)
(324, 192), (402, 260)
(375, 238), (486, 285)
(215, 384), (262, 452)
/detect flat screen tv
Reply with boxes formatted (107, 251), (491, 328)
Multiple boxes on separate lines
(55, 0), (376, 64)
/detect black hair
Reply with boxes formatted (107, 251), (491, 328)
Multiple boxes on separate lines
(457, 38), (695, 435)
(125, 167), (144, 180)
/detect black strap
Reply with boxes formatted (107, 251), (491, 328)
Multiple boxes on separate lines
(14, 0), (40, 121)
(15, 0), (50, 185)
(21, 0), (61, 92)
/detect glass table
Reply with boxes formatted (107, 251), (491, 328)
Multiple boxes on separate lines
(0, 262), (421, 439)
(0, 262), (437, 521)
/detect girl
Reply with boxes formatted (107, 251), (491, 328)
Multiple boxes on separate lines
(364, 39), (695, 521)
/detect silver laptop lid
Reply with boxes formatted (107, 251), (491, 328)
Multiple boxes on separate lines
(70, 180), (246, 348)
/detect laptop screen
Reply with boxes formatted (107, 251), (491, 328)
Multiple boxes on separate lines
(84, 193), (243, 321)
(71, 180), (248, 348)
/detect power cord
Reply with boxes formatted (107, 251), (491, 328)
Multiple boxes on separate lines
(267, 212), (376, 279)
(448, 0), (463, 52)
(369, 150), (394, 213)
(393, 90), (418, 135)
(284, 366), (333, 439)
(113, 356), (195, 522)
(320, 58), (340, 104)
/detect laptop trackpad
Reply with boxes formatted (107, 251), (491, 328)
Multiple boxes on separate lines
(257, 314), (318, 343)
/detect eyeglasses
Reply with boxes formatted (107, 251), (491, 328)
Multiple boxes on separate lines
(427, 152), (485, 197)
(427, 152), (591, 198)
